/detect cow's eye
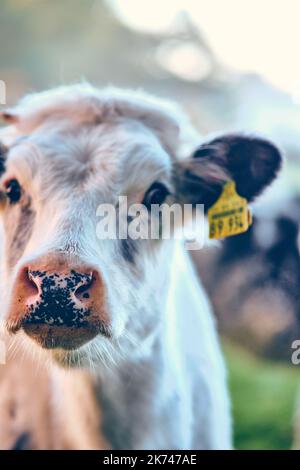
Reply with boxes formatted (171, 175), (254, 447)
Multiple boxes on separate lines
(5, 179), (22, 204)
(142, 182), (170, 209)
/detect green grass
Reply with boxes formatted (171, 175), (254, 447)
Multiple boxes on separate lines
(224, 341), (300, 449)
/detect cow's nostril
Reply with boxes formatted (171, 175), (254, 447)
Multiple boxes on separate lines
(74, 273), (94, 301)
(23, 268), (40, 296)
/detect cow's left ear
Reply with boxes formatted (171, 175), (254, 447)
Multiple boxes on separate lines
(175, 133), (283, 209)
(0, 111), (19, 125)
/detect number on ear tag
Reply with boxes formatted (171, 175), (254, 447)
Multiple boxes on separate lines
(208, 181), (252, 239)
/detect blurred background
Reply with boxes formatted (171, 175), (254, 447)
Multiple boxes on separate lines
(1, 0), (300, 450)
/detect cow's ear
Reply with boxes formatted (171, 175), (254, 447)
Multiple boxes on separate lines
(0, 111), (19, 125)
(0, 110), (22, 149)
(175, 134), (282, 209)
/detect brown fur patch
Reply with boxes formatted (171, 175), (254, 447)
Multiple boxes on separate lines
(0, 336), (53, 450)
(0, 335), (109, 450)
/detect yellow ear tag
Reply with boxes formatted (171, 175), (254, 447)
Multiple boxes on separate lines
(208, 181), (252, 239)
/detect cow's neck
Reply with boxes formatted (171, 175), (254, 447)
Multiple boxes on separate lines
(93, 241), (194, 449)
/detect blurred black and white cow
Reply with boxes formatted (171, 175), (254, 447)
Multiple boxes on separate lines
(0, 85), (282, 449)
(195, 196), (300, 360)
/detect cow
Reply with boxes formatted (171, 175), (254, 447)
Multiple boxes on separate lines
(0, 84), (282, 449)
(194, 196), (300, 361)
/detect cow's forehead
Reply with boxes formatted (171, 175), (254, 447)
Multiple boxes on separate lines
(5, 118), (172, 195)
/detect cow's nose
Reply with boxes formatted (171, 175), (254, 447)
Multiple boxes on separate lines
(27, 268), (94, 308)
(22, 267), (96, 325)
(6, 254), (109, 349)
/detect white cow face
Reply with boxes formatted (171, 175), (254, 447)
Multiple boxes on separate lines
(0, 85), (282, 367)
